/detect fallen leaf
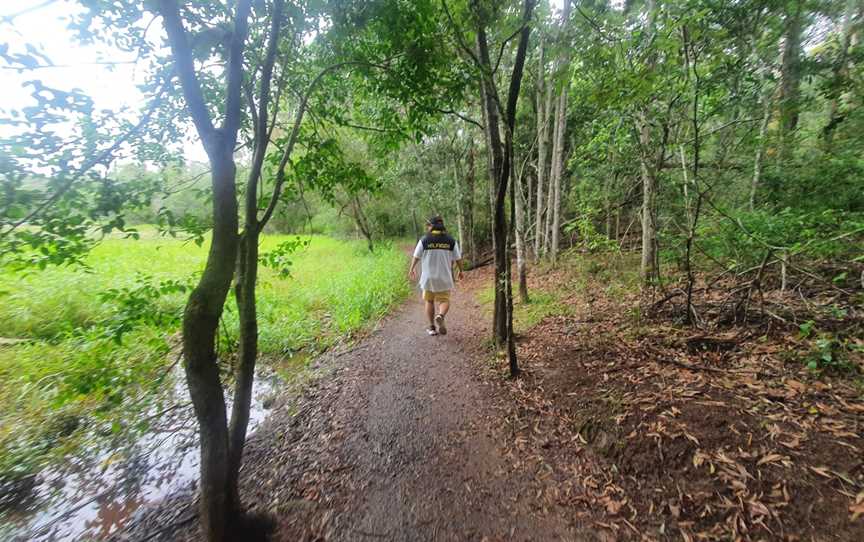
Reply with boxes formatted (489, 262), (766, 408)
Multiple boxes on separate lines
(779, 438), (801, 449)
(810, 466), (832, 478)
(757, 453), (785, 466)
(604, 497), (625, 515)
(850, 502), (864, 522)
(785, 379), (807, 394)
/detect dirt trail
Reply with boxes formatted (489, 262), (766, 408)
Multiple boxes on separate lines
(223, 276), (579, 541)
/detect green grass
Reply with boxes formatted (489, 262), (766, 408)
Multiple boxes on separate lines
(0, 233), (409, 480)
(476, 286), (572, 335)
(475, 252), (641, 338)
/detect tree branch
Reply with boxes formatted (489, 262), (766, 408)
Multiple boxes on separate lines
(222, 0), (253, 143)
(243, 0), (283, 234)
(157, 0), (217, 151)
(442, 0), (482, 67)
(258, 61), (368, 228)
(493, 24), (527, 75)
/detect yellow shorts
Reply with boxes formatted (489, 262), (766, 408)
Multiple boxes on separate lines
(422, 290), (450, 302)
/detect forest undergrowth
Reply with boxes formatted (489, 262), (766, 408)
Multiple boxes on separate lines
(477, 250), (864, 540)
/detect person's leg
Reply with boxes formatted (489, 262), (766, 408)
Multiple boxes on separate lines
(425, 300), (436, 326)
(422, 290), (437, 334)
(434, 291), (450, 334)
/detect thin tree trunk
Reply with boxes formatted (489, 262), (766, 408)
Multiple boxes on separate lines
(476, 33), (507, 345)
(472, 0), (535, 369)
(545, 0), (571, 266)
(514, 150), (529, 303)
(226, 1), (283, 518)
(750, 94), (771, 210)
(637, 0), (659, 288)
(683, 28), (703, 325)
(640, 175), (658, 285)
(549, 87), (567, 266)
(534, 34), (550, 261)
(228, 227), (256, 510)
(462, 140), (477, 265)
(779, 0), (803, 155)
(823, 0), (859, 144)
(354, 196), (374, 252)
(543, 106), (557, 258)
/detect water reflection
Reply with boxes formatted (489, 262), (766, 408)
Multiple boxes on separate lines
(2, 366), (281, 542)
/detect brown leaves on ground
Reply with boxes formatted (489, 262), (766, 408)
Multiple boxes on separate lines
(471, 262), (864, 541)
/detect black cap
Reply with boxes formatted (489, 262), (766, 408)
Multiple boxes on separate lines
(426, 215), (445, 229)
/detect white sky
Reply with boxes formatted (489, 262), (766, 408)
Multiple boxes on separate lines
(0, 0), (209, 163)
(1, 1), (144, 118)
(1, 0), (569, 164)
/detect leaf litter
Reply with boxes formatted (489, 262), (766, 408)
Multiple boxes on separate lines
(471, 261), (864, 541)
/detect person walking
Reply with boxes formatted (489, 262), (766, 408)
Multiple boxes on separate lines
(408, 216), (463, 336)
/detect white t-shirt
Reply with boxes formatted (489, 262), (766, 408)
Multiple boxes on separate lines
(413, 232), (461, 292)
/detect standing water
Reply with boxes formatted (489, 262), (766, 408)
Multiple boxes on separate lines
(0, 366), (282, 541)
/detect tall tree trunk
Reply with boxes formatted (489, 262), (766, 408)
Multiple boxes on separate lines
(158, 1), (251, 539)
(638, 118), (658, 287)
(228, 227), (257, 512)
(637, 0), (659, 288)
(461, 140), (477, 265)
(750, 93), (772, 210)
(823, 0), (860, 144)
(533, 34), (550, 261)
(472, 0), (535, 371)
(779, 0), (803, 155)
(475, 31), (507, 346)
(549, 82), (568, 266)
(544, 1), (571, 265)
(543, 105), (557, 258)
(226, 0), (283, 518)
(514, 151), (529, 303)
(182, 157), (237, 542)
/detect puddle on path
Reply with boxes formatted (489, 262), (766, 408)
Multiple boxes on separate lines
(1, 366), (282, 542)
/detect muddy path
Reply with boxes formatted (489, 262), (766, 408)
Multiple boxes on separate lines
(244, 276), (579, 541)
(127, 273), (583, 541)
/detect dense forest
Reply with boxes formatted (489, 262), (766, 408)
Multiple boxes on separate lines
(1, 0), (862, 541)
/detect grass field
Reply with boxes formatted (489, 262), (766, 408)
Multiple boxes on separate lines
(0, 232), (409, 480)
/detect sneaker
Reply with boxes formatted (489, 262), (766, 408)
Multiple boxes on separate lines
(427, 326), (439, 336)
(434, 314), (447, 335)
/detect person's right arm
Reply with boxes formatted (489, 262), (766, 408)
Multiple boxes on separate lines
(408, 239), (423, 280)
